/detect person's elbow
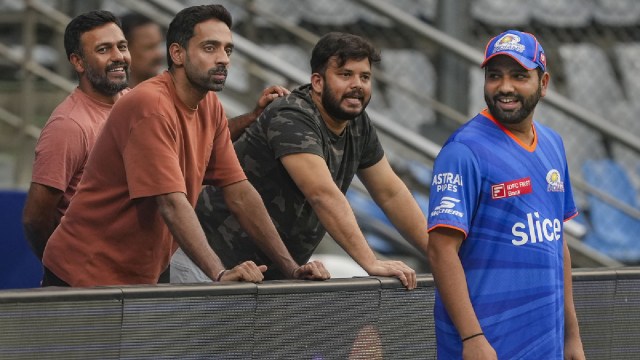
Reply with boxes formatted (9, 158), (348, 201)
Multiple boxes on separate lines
(22, 206), (46, 236)
(222, 180), (258, 215)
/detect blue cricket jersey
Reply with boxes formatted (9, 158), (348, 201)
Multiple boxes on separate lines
(428, 110), (577, 359)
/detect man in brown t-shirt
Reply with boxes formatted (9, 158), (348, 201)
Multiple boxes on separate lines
(42, 4), (328, 287)
(23, 10), (130, 261)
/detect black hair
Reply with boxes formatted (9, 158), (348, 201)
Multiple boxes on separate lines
(310, 32), (381, 75)
(64, 10), (121, 60)
(166, 4), (232, 69)
(120, 13), (156, 44)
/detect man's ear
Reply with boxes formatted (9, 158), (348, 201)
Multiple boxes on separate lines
(540, 71), (550, 98)
(310, 73), (323, 94)
(69, 53), (85, 74)
(169, 43), (184, 66)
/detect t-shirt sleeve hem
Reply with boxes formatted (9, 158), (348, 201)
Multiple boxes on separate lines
(427, 223), (468, 238)
(274, 146), (325, 160)
(30, 176), (66, 192)
(129, 185), (187, 200)
(205, 171), (247, 188)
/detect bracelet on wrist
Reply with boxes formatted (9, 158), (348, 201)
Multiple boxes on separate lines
(461, 332), (484, 342)
(215, 269), (227, 282)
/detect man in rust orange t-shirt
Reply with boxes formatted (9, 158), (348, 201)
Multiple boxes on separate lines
(42, 5), (328, 287)
(23, 10), (130, 261)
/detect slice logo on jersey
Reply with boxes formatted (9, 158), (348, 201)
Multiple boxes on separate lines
(432, 172), (463, 193)
(430, 196), (463, 218)
(493, 34), (525, 54)
(491, 177), (532, 200)
(546, 169), (565, 192)
(511, 212), (561, 246)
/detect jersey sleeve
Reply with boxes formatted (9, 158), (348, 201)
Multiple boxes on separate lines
(123, 114), (186, 199)
(32, 117), (86, 191)
(427, 141), (481, 237)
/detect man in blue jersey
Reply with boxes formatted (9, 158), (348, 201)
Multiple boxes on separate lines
(427, 30), (585, 359)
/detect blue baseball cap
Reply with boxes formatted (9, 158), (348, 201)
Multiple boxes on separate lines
(481, 30), (546, 72)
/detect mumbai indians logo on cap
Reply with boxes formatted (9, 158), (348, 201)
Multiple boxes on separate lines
(493, 34), (525, 54)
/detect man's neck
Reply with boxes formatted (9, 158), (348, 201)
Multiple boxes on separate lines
(169, 68), (207, 110)
(78, 83), (119, 105)
(500, 118), (535, 146)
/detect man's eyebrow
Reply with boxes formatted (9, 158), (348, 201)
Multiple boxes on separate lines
(200, 39), (234, 49)
(94, 40), (126, 49)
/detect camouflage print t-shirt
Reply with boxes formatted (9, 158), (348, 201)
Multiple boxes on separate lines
(196, 84), (384, 279)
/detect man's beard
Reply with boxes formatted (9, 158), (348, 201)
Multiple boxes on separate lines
(485, 83), (542, 125)
(321, 81), (370, 121)
(185, 62), (227, 92)
(85, 60), (129, 96)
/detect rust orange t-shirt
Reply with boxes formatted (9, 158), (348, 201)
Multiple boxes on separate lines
(43, 71), (246, 286)
(31, 88), (126, 218)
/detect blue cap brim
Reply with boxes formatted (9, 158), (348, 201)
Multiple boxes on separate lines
(481, 52), (540, 71)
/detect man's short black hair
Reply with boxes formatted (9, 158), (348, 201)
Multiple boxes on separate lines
(310, 32), (381, 75)
(165, 5), (232, 69)
(64, 10), (121, 60)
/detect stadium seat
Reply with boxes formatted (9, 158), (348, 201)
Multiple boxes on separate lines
(0, 190), (43, 289)
(263, 43), (309, 72)
(406, 160), (433, 188)
(470, 0), (530, 27)
(298, 0), (391, 27)
(558, 43), (623, 111)
(379, 49), (437, 131)
(531, 0), (592, 27)
(611, 143), (640, 197)
(467, 67), (485, 116)
(581, 159), (640, 263)
(411, 191), (430, 218)
(260, 43), (309, 88)
(0, 154), (14, 188)
(252, 0), (306, 26)
(593, 0), (640, 26)
(346, 189), (390, 226)
(0, 0), (23, 10)
(614, 42), (640, 102)
(558, 43), (636, 135)
(390, 0), (437, 22)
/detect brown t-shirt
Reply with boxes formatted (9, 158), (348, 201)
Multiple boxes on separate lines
(32, 88), (125, 218)
(43, 71), (246, 286)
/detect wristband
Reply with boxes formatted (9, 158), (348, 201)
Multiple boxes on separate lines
(215, 269), (227, 282)
(461, 332), (484, 342)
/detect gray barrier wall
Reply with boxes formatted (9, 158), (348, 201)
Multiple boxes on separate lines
(1, 269), (639, 359)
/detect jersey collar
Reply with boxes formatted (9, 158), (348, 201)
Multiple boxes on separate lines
(481, 109), (537, 152)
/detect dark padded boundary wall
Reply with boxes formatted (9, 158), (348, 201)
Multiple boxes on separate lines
(0, 269), (639, 359)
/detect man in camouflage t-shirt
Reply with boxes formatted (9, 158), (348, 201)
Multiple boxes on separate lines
(172, 32), (429, 287)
